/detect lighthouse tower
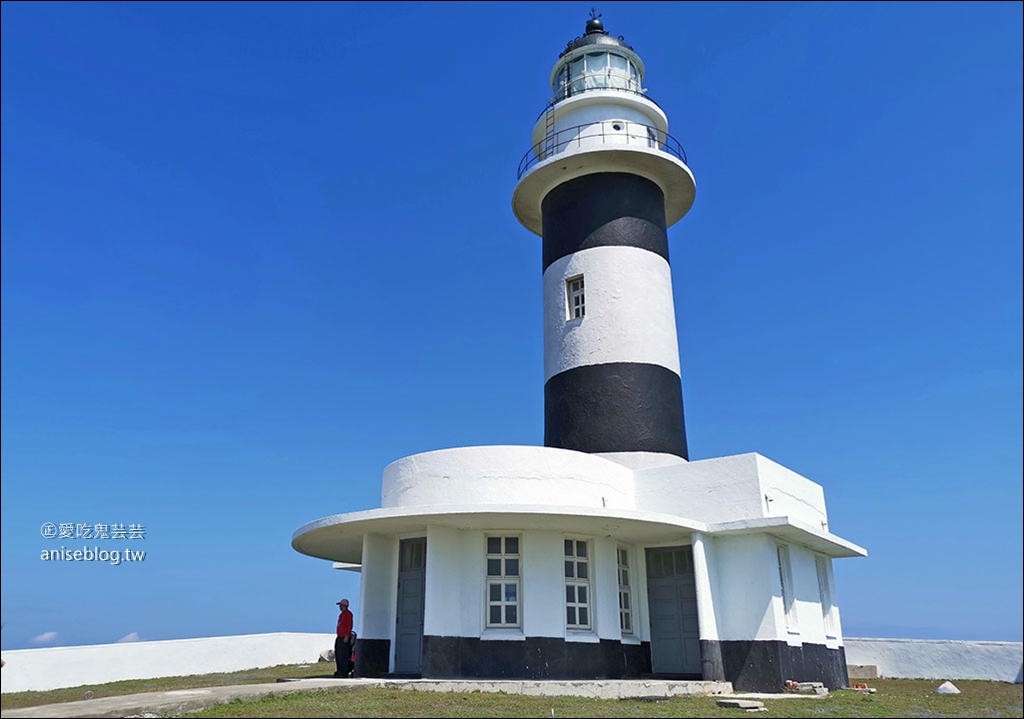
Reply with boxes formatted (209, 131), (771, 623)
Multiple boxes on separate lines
(513, 14), (694, 462)
(293, 14), (864, 692)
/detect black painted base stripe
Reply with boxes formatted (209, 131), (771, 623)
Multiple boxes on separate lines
(545, 362), (688, 459)
(353, 638), (391, 678)
(541, 172), (669, 271)
(700, 639), (849, 692)
(422, 635), (652, 679)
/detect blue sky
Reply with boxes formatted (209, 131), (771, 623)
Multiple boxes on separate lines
(2, 1), (1021, 651)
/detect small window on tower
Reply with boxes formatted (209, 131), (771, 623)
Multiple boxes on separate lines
(566, 275), (585, 320)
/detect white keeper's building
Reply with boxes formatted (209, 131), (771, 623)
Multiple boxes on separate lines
(292, 15), (866, 692)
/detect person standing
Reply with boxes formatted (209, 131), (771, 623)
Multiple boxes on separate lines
(333, 598), (354, 678)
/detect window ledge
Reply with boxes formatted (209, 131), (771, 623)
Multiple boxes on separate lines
(619, 635), (641, 645)
(480, 629), (525, 642)
(565, 631), (600, 643)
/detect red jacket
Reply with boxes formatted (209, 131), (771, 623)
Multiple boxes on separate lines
(336, 609), (353, 637)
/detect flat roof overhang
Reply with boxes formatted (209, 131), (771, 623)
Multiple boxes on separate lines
(293, 505), (866, 564)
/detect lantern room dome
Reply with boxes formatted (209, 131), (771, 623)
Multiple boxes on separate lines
(550, 17), (646, 101)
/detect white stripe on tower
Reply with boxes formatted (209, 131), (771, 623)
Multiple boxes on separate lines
(543, 246), (680, 383)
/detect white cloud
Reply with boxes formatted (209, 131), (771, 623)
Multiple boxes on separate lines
(116, 632), (141, 643)
(31, 631), (58, 644)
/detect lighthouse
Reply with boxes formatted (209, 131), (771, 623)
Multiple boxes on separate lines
(512, 13), (694, 462)
(293, 15), (865, 692)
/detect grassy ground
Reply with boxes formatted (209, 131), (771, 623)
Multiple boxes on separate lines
(2, 669), (1020, 718)
(0, 662), (335, 711)
(184, 680), (1023, 719)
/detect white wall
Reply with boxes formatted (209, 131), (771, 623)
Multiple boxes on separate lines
(0, 633), (335, 693)
(419, 528), (634, 645)
(709, 534), (782, 642)
(845, 638), (1023, 683)
(522, 530), (567, 639)
(635, 454), (763, 526)
(786, 543), (842, 648)
(755, 455), (828, 529)
(381, 446), (635, 512)
(424, 524), (472, 638)
(359, 533), (397, 642)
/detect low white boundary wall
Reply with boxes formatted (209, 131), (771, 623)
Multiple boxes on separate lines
(0, 632), (336, 693)
(845, 638), (1023, 683)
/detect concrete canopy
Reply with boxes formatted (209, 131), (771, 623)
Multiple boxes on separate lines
(292, 504), (866, 565)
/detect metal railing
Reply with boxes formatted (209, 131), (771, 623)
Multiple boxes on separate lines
(517, 120), (688, 179)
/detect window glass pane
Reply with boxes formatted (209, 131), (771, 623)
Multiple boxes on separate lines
(505, 537), (519, 554)
(570, 57), (583, 78)
(505, 583), (517, 602)
(564, 539), (574, 556)
(566, 585), (576, 603)
(490, 606), (502, 624)
(578, 607), (589, 626)
(564, 560), (574, 578)
(622, 592), (630, 610)
(567, 606), (577, 625)
(623, 614), (631, 632)
(505, 558), (519, 577)
(577, 561), (588, 579)
(487, 558), (501, 576)
(505, 605), (517, 624)
(578, 585), (588, 604)
(610, 54), (627, 71)
(621, 569), (629, 585)
(576, 541), (587, 558)
(585, 52), (608, 71)
(487, 537), (501, 554)
(489, 583), (501, 601)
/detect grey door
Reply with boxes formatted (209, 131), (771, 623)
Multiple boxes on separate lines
(646, 545), (701, 676)
(394, 538), (426, 675)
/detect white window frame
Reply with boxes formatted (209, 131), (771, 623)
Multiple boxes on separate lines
(816, 555), (837, 639)
(485, 535), (521, 629)
(617, 545), (634, 635)
(566, 275), (585, 320)
(564, 537), (592, 630)
(777, 544), (799, 634)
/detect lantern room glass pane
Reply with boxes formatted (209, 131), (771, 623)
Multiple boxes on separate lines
(569, 57), (584, 95)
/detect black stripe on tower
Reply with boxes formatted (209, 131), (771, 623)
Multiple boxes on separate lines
(541, 172), (669, 271)
(545, 362), (688, 458)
